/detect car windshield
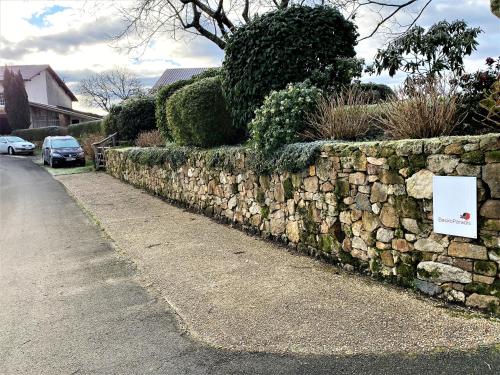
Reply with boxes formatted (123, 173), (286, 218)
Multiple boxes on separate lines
(5, 136), (24, 142)
(52, 139), (80, 148)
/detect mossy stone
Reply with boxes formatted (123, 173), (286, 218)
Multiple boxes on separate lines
(408, 154), (427, 174)
(283, 177), (294, 200)
(461, 150), (484, 164)
(394, 196), (419, 219)
(319, 235), (334, 253)
(335, 179), (350, 198)
(260, 206), (270, 219)
(465, 282), (490, 295)
(486, 150), (500, 163)
(291, 174), (302, 188)
(380, 147), (395, 158)
(387, 155), (408, 170)
(417, 267), (441, 280)
(474, 260), (498, 276)
(396, 263), (415, 286)
(370, 258), (382, 273)
(256, 189), (265, 204)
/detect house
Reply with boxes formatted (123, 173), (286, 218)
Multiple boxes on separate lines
(150, 67), (212, 93)
(0, 65), (102, 130)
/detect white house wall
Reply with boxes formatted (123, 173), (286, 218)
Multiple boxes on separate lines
(45, 71), (73, 108)
(24, 70), (48, 105)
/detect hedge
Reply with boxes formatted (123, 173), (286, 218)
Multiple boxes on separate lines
(155, 68), (221, 140)
(12, 126), (68, 141)
(222, 5), (359, 131)
(68, 120), (103, 138)
(166, 76), (239, 147)
(103, 96), (156, 142)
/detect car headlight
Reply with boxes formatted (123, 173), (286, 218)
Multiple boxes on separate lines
(78, 152), (85, 157)
(52, 152), (62, 157)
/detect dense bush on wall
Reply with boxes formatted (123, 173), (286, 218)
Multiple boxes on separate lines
(222, 5), (359, 132)
(250, 82), (323, 154)
(155, 67), (221, 140)
(166, 77), (238, 148)
(103, 96), (156, 141)
(102, 104), (123, 136)
(68, 120), (103, 138)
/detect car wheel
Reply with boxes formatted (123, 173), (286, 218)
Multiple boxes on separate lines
(79, 160), (86, 167)
(50, 157), (57, 168)
(42, 156), (47, 165)
(28, 152), (34, 156)
(8, 147), (15, 155)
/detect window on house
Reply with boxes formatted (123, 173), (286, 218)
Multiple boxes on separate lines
(0, 93), (5, 106)
(71, 119), (80, 124)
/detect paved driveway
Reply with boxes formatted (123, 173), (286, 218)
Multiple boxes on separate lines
(0, 155), (499, 374)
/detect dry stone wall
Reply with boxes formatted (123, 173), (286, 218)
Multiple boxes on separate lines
(106, 133), (500, 314)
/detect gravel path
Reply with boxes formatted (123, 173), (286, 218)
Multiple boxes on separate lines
(57, 172), (500, 356)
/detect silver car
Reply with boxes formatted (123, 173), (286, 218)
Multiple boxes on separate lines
(0, 136), (36, 155)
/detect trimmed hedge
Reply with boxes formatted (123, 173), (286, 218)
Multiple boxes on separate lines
(222, 5), (359, 131)
(103, 96), (156, 141)
(155, 68), (221, 140)
(68, 120), (103, 138)
(166, 77), (239, 147)
(12, 126), (68, 141)
(103, 104), (123, 136)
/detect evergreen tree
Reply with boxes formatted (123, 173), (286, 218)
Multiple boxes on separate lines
(4, 67), (31, 130)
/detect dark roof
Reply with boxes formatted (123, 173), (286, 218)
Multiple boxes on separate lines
(29, 102), (102, 120)
(151, 67), (212, 92)
(0, 65), (78, 102)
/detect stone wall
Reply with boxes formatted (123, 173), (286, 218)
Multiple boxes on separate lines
(106, 134), (500, 314)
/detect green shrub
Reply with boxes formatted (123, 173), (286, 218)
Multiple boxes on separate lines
(123, 144), (193, 168)
(249, 82), (323, 154)
(223, 5), (359, 131)
(355, 83), (395, 103)
(68, 120), (103, 138)
(104, 96), (156, 141)
(155, 68), (221, 140)
(103, 104), (123, 136)
(166, 77), (238, 147)
(12, 126), (68, 141)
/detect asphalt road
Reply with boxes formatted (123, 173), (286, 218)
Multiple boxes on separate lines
(0, 155), (499, 375)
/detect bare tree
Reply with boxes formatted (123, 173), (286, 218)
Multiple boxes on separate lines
(78, 67), (144, 112)
(114, 0), (433, 51)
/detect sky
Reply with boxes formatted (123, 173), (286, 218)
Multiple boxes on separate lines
(0, 0), (498, 114)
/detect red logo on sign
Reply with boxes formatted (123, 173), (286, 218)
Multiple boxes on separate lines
(460, 212), (471, 220)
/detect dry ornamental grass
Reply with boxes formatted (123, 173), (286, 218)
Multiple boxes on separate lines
(305, 86), (373, 141)
(135, 129), (165, 147)
(373, 77), (461, 139)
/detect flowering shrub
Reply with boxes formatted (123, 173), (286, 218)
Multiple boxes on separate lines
(249, 82), (323, 154)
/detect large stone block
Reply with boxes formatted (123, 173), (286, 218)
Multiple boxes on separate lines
(483, 163), (500, 198)
(448, 242), (488, 260)
(406, 170), (433, 199)
(427, 154), (459, 174)
(466, 293), (500, 310)
(417, 261), (472, 283)
(479, 200), (500, 219)
(414, 238), (444, 253)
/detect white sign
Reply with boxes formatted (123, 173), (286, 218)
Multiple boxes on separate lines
(432, 176), (477, 238)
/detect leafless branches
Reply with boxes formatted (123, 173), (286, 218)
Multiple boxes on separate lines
(113, 0), (434, 52)
(78, 67), (144, 112)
